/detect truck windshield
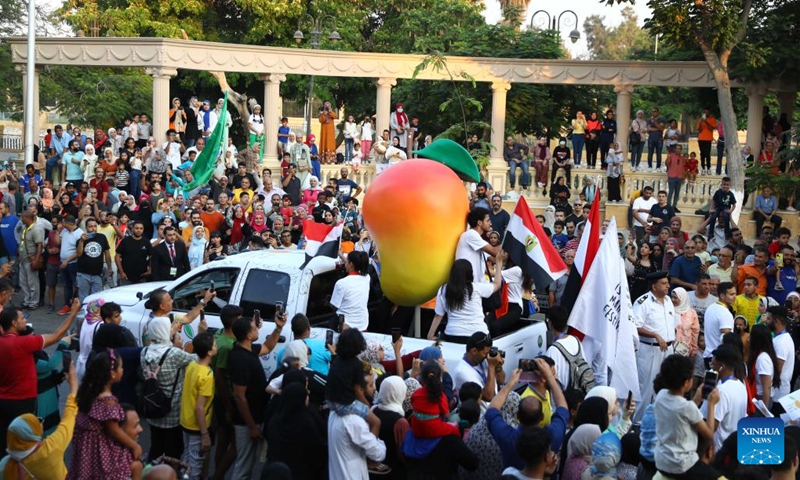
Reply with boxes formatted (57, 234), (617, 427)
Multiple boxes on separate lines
(239, 269), (291, 319)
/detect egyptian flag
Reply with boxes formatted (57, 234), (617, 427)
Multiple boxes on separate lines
(560, 197), (601, 314)
(302, 220), (343, 267)
(503, 198), (568, 289)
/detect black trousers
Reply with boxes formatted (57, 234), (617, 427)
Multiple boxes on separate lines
(607, 176), (622, 201)
(753, 211), (783, 236)
(490, 304), (522, 338)
(698, 140), (712, 171)
(0, 397), (37, 455)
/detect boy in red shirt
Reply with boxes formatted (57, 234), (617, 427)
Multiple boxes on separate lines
(684, 152), (699, 184)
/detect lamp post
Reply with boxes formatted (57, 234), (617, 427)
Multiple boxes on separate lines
(294, 14), (340, 138)
(529, 10), (581, 44)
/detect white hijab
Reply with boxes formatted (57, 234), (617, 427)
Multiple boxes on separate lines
(672, 287), (690, 315)
(375, 376), (407, 416)
(568, 424), (602, 459)
(144, 316), (172, 362)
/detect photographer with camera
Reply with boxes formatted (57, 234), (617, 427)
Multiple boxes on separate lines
(485, 357), (569, 470)
(454, 332), (507, 402)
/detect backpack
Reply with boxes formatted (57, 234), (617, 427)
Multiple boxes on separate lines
(138, 347), (180, 419)
(552, 339), (596, 395)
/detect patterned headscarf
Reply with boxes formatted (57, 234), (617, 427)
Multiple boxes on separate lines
(462, 392), (522, 480)
(358, 339), (384, 375)
(84, 299), (105, 325)
(588, 432), (623, 479)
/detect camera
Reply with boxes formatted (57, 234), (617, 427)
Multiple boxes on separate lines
(489, 347), (505, 358)
(518, 358), (538, 372)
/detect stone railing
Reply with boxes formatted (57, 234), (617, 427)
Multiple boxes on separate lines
(317, 162), (724, 213)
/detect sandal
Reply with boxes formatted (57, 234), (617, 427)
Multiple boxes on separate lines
(368, 463), (392, 475)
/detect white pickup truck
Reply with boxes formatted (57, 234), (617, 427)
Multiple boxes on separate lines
(80, 250), (549, 379)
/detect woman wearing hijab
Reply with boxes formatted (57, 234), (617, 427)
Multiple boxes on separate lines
(77, 299), (105, 381)
(248, 104), (265, 150)
(461, 392), (520, 479)
(549, 176), (571, 209)
(584, 386), (634, 438)
(57, 192), (79, 219)
(266, 382), (328, 480)
(672, 287), (700, 357)
(302, 175), (323, 208)
(0, 363), (78, 480)
(581, 432), (623, 480)
(318, 101), (338, 164)
(266, 340), (328, 409)
(82, 144), (99, 182)
(249, 211), (269, 235)
(136, 198), (154, 240)
(559, 397), (609, 476)
(139, 288), (213, 460)
(229, 205), (248, 249)
(188, 226), (207, 269)
(563, 424), (603, 480)
(373, 376), (410, 479)
(306, 134), (321, 179)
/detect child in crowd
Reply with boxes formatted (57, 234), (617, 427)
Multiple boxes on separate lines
(457, 399), (480, 441)
(279, 195), (293, 225)
(653, 354), (718, 480)
(709, 177), (736, 240)
(684, 152), (699, 184)
(551, 220), (569, 251)
(691, 234), (711, 264)
(116, 161), (130, 193)
(179, 332), (217, 480)
(68, 349), (143, 480)
(351, 142), (363, 173)
(277, 117), (291, 157)
(410, 360), (460, 438)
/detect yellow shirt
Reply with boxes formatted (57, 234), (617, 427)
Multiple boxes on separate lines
(521, 386), (552, 426)
(572, 118), (587, 134)
(232, 188), (255, 205)
(734, 294), (762, 329)
(10, 394), (77, 480)
(97, 224), (118, 258)
(180, 362), (215, 432)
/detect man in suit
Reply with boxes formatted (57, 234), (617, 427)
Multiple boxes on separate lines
(151, 226), (190, 281)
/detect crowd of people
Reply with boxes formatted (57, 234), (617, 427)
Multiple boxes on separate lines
(0, 96), (798, 480)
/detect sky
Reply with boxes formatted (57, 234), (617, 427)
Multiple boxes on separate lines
(481, 0), (653, 59)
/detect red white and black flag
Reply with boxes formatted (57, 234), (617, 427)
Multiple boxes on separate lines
(502, 197), (568, 289)
(302, 220), (343, 267)
(560, 196), (601, 314)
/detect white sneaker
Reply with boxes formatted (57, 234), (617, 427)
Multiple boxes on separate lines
(787, 207), (797, 212)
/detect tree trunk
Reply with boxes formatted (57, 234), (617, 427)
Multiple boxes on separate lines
(704, 49), (744, 223)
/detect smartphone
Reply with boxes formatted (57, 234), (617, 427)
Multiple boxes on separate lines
(326, 330), (334, 346)
(776, 253), (784, 268)
(391, 327), (402, 344)
(434, 331), (442, 347)
(337, 314), (345, 333)
(625, 390), (633, 410)
(518, 358), (538, 372)
(199, 309), (205, 322)
(209, 280), (216, 293)
(702, 370), (719, 400)
(87, 233), (95, 239)
(274, 302), (283, 316)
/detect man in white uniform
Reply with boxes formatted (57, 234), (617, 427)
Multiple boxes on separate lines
(456, 207), (500, 283)
(633, 271), (676, 423)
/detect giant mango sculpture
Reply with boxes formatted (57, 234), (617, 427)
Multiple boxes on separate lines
(363, 139), (480, 306)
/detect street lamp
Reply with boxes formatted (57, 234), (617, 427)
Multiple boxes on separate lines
(529, 10), (581, 44)
(294, 14), (340, 137)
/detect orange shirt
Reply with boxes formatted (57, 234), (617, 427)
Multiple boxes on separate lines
(697, 116), (717, 142)
(736, 264), (767, 296)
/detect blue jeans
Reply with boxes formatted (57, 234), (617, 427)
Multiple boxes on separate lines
(311, 160), (321, 181)
(77, 272), (103, 302)
(647, 139), (663, 169)
(630, 141), (644, 168)
(61, 262), (77, 306)
(46, 155), (61, 181)
(185, 137), (196, 148)
(344, 138), (355, 162)
(508, 160), (530, 188)
(708, 210), (731, 239)
(572, 135), (585, 165)
(129, 169), (142, 199)
(667, 178), (683, 209)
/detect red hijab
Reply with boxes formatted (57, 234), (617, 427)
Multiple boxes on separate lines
(230, 206), (247, 246)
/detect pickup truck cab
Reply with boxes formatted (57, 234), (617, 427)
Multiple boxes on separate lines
(81, 250), (549, 380)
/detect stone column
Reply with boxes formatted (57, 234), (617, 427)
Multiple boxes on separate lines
(745, 85), (767, 160)
(488, 80), (511, 192)
(778, 90), (797, 122)
(614, 85), (633, 166)
(375, 78), (396, 137)
(18, 65), (40, 161)
(260, 73), (286, 164)
(146, 68), (178, 145)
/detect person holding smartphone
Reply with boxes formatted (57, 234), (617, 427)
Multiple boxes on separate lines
(330, 251), (371, 331)
(75, 217), (112, 302)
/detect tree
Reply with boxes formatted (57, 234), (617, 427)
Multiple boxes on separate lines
(609, 0), (753, 221)
(583, 7), (652, 61)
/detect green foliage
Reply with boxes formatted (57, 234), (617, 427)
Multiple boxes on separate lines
(583, 7), (653, 61)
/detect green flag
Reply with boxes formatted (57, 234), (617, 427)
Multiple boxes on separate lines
(185, 91), (229, 190)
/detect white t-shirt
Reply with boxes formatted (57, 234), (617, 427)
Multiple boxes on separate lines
(755, 351), (774, 397)
(162, 141), (182, 169)
(632, 196), (658, 227)
(328, 411), (386, 480)
(545, 335), (585, 388)
(501, 266), (523, 308)
(702, 303), (734, 358)
(772, 331), (795, 400)
(654, 389), (704, 475)
(456, 229), (489, 283)
(330, 274), (371, 331)
(687, 292), (717, 323)
(76, 321), (103, 381)
(434, 282), (494, 337)
(248, 114), (264, 135)
(454, 357), (490, 390)
(702, 378), (747, 452)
